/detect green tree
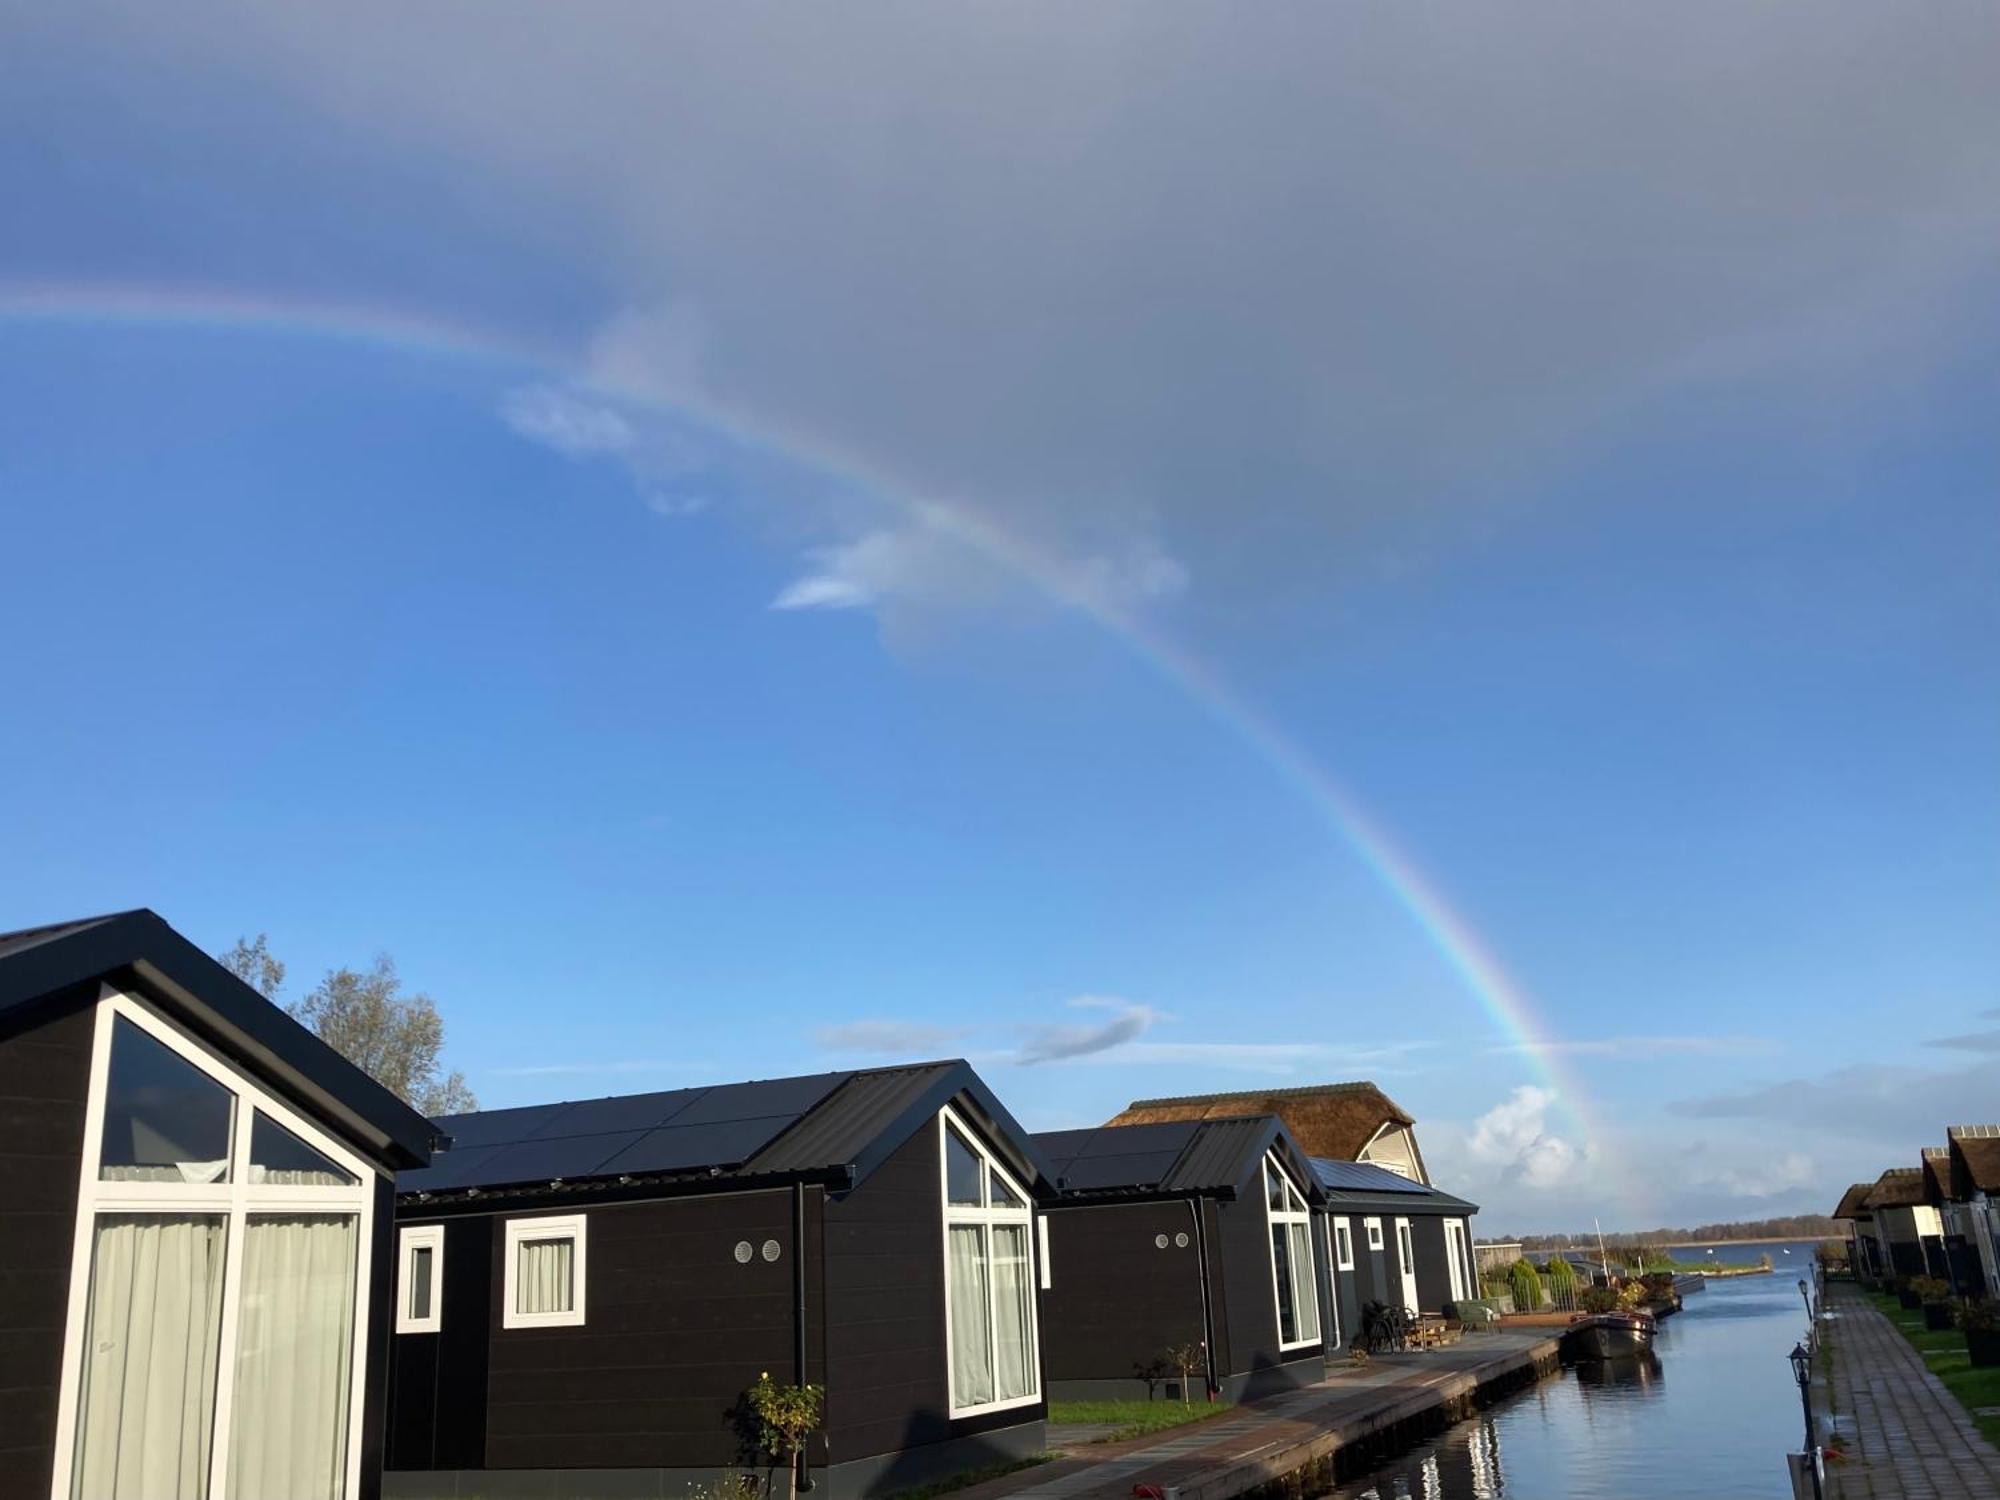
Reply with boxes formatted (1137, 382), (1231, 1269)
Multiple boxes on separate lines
(220, 936), (476, 1116)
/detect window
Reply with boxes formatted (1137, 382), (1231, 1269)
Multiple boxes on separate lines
(503, 1215), (587, 1329)
(1263, 1153), (1320, 1351)
(397, 1225), (444, 1334)
(1365, 1217), (1384, 1251)
(1333, 1216), (1355, 1271)
(939, 1107), (1039, 1416)
(1398, 1221), (1415, 1264)
(53, 989), (373, 1500)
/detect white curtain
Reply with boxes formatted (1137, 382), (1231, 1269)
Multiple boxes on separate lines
(72, 1214), (227, 1500)
(518, 1236), (574, 1315)
(947, 1225), (993, 1407)
(991, 1225), (1033, 1402)
(1287, 1223), (1320, 1344)
(225, 1214), (358, 1500)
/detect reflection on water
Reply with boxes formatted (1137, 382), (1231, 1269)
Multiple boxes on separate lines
(1325, 1242), (1816, 1500)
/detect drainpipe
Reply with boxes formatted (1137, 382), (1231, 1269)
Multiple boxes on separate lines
(1188, 1198), (1219, 1401)
(794, 1182), (814, 1493)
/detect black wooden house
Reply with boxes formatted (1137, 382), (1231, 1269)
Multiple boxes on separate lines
(0, 910), (437, 1500)
(1032, 1116), (1332, 1403)
(385, 1060), (1054, 1500)
(1312, 1159), (1478, 1337)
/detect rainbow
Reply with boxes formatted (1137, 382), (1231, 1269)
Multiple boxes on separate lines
(1, 279), (1632, 1208)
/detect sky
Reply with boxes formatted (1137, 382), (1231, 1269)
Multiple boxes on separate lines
(2, 3), (1996, 1233)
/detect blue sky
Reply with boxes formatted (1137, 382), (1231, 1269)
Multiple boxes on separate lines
(3, 5), (1996, 1231)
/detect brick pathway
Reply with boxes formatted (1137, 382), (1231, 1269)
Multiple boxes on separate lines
(1822, 1281), (2000, 1499)
(950, 1332), (1559, 1500)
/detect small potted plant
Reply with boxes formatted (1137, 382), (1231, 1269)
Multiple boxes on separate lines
(1958, 1300), (2000, 1367)
(1911, 1276), (1956, 1330)
(1895, 1277), (1922, 1311)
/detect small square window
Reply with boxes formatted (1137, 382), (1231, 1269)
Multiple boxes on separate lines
(398, 1224), (445, 1334)
(1365, 1218), (1384, 1251)
(503, 1214), (588, 1329)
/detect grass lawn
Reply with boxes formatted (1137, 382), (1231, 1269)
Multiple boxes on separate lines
(880, 1454), (1054, 1500)
(1865, 1291), (2000, 1447)
(1046, 1399), (1235, 1442)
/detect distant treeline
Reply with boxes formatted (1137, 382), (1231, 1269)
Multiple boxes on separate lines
(1496, 1214), (1840, 1251)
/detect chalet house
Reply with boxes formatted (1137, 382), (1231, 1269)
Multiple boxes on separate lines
(1313, 1159), (1478, 1332)
(1862, 1167), (1944, 1280)
(1947, 1126), (2000, 1298)
(1832, 1182), (1883, 1286)
(1032, 1116), (1332, 1403)
(1107, 1083), (1476, 1330)
(1921, 1145), (1985, 1296)
(385, 1061), (1054, 1500)
(0, 910), (437, 1500)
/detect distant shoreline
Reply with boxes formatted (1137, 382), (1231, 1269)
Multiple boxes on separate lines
(1652, 1236), (1841, 1250)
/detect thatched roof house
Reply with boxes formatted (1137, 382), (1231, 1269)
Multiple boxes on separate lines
(1949, 1127), (2000, 1201)
(1106, 1082), (1429, 1184)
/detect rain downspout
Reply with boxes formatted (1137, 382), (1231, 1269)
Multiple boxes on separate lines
(1189, 1197), (1219, 1400)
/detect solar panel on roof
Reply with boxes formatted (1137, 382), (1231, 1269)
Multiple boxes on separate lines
(595, 1113), (803, 1176)
(400, 1144), (507, 1193)
(524, 1089), (705, 1139)
(472, 1131), (650, 1184)
(1058, 1149), (1187, 1191)
(671, 1073), (850, 1127)
(1312, 1158), (1433, 1193)
(434, 1103), (576, 1150)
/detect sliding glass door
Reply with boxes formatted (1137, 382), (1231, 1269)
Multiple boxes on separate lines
(56, 994), (373, 1500)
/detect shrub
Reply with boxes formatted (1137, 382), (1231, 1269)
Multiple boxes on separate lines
(1509, 1258), (1545, 1312)
(1578, 1286), (1620, 1314)
(1911, 1276), (1954, 1305)
(746, 1372), (824, 1500)
(1957, 1300), (2000, 1333)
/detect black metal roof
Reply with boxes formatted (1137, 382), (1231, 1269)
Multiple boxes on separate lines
(1311, 1156), (1478, 1214)
(401, 1058), (1056, 1203)
(0, 908), (436, 1169)
(1034, 1114), (1325, 1203)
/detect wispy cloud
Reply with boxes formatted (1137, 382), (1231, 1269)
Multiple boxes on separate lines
(1492, 1035), (1778, 1060)
(1014, 997), (1159, 1065)
(502, 384), (636, 458)
(816, 1020), (973, 1057)
(1670, 1059), (2000, 1141)
(1051, 1040), (1433, 1076)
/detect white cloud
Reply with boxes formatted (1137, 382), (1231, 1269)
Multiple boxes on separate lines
(1466, 1085), (1584, 1190)
(502, 384), (636, 458)
(645, 489), (711, 519)
(815, 1020), (973, 1057)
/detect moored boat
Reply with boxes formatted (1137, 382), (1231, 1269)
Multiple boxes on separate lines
(1563, 1309), (1657, 1361)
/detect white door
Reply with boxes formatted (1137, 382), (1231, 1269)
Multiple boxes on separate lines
(1394, 1217), (1420, 1312)
(1444, 1221), (1468, 1301)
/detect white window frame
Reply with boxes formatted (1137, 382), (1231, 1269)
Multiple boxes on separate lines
(1393, 1216), (1420, 1312)
(1320, 1215), (1343, 1351)
(1333, 1215), (1355, 1271)
(49, 984), (376, 1500)
(1365, 1216), (1385, 1251)
(939, 1105), (1041, 1418)
(1262, 1152), (1321, 1353)
(503, 1213), (589, 1329)
(398, 1223), (446, 1334)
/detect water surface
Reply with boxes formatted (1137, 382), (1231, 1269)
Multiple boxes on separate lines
(1326, 1241), (1822, 1499)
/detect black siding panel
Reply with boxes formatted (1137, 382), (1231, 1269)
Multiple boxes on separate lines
(484, 1191), (798, 1470)
(1410, 1216), (1452, 1313)
(1041, 1202), (1205, 1387)
(0, 990), (95, 1500)
(386, 1214), (495, 1471)
(359, 1172), (397, 1500)
(1214, 1193), (1274, 1380)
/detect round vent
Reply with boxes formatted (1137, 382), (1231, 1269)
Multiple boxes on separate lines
(1175, 1232), (1190, 1248)
(762, 1238), (782, 1263)
(733, 1240), (754, 1264)
(1154, 1233), (1170, 1249)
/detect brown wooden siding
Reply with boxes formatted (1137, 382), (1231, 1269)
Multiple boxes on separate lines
(1041, 1201), (1206, 1387)
(0, 991), (96, 1499)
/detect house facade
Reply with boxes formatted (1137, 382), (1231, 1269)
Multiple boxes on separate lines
(1947, 1126), (2000, 1298)
(1313, 1159), (1478, 1334)
(1032, 1116), (1332, 1403)
(386, 1061), (1052, 1500)
(1862, 1167), (1944, 1280)
(0, 910), (436, 1500)
(1832, 1182), (1883, 1286)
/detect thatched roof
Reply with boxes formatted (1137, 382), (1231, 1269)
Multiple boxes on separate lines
(1832, 1182), (1876, 1220)
(1949, 1129), (2000, 1198)
(1922, 1148), (1953, 1205)
(1864, 1167), (1929, 1211)
(1107, 1081), (1417, 1166)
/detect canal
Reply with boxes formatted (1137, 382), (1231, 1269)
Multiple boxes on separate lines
(1326, 1241), (1821, 1499)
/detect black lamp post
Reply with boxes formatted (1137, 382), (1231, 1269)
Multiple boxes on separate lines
(1789, 1341), (1823, 1500)
(1799, 1277), (1814, 1332)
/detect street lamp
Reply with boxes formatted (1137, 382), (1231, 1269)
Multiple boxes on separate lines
(1800, 1277), (1814, 1331)
(1789, 1342), (1824, 1500)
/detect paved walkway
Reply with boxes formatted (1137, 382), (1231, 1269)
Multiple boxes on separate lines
(1822, 1281), (2000, 1499)
(956, 1332), (1559, 1500)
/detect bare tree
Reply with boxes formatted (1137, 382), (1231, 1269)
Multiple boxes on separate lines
(218, 938), (476, 1116)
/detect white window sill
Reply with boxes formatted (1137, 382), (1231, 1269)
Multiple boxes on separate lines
(949, 1390), (1041, 1421)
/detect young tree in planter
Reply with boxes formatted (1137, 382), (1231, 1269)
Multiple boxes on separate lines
(1164, 1342), (1204, 1404)
(748, 1372), (824, 1500)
